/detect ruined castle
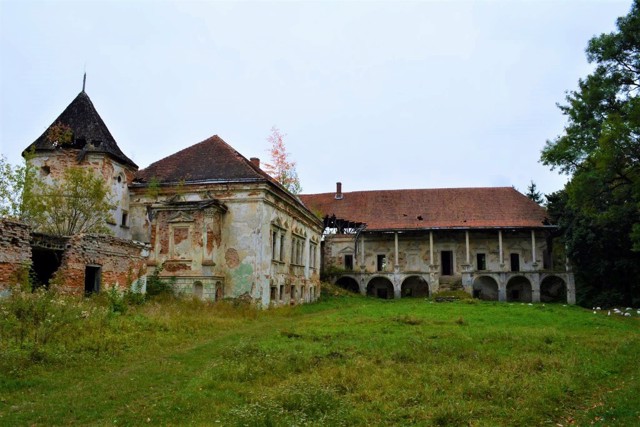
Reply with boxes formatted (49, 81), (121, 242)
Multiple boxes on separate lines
(0, 89), (574, 305)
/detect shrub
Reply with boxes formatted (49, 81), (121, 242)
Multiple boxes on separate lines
(146, 265), (175, 299)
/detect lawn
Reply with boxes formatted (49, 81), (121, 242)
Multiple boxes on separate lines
(1, 288), (639, 426)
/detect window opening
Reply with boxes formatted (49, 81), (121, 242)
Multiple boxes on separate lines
(476, 253), (486, 271)
(510, 253), (520, 272)
(345, 254), (353, 270)
(84, 265), (101, 295)
(377, 254), (386, 272)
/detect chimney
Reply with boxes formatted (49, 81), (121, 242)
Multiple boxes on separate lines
(250, 157), (260, 168)
(335, 182), (343, 200)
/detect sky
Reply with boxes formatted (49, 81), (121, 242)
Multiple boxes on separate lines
(0, 0), (633, 196)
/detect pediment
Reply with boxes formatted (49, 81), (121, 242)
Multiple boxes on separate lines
(168, 211), (194, 223)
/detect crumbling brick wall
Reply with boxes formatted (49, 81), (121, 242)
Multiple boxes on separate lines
(53, 234), (149, 294)
(0, 219), (31, 290)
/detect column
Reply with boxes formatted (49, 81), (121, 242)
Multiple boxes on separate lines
(498, 230), (504, 267)
(531, 229), (537, 266)
(465, 230), (470, 264)
(394, 232), (399, 270)
(429, 231), (434, 268)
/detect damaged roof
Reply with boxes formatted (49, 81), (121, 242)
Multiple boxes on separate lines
(23, 91), (137, 169)
(299, 187), (551, 231)
(135, 135), (270, 184)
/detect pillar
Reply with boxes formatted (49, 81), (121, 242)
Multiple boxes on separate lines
(498, 230), (504, 267)
(429, 231), (434, 267)
(531, 229), (537, 266)
(465, 230), (470, 264)
(394, 232), (399, 271)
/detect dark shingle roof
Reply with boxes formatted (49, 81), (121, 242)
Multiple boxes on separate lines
(299, 187), (551, 230)
(23, 91), (137, 169)
(135, 135), (270, 184)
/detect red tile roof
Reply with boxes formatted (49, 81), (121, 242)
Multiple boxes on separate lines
(136, 135), (269, 184)
(299, 187), (551, 230)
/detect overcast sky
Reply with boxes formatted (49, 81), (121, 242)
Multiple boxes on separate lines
(0, 0), (632, 196)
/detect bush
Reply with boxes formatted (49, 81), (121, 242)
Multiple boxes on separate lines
(146, 265), (175, 299)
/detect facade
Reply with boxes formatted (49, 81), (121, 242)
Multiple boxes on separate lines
(129, 136), (323, 306)
(6, 88), (573, 305)
(15, 90), (323, 306)
(300, 183), (575, 304)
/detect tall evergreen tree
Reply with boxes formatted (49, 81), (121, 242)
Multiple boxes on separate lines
(541, 0), (640, 306)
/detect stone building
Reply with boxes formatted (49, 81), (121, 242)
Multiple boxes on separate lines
(300, 183), (575, 304)
(4, 86), (573, 305)
(11, 89), (323, 305)
(129, 136), (323, 306)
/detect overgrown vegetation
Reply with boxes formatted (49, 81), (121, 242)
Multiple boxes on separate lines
(0, 154), (115, 235)
(1, 288), (639, 426)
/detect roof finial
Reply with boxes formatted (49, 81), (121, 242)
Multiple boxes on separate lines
(82, 72), (86, 93)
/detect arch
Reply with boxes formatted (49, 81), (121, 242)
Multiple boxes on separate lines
(472, 275), (499, 301)
(335, 276), (359, 293)
(401, 275), (429, 298)
(215, 281), (223, 301)
(193, 281), (203, 299)
(507, 276), (532, 302)
(540, 275), (567, 303)
(367, 277), (394, 299)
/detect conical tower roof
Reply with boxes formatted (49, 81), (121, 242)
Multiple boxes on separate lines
(23, 91), (137, 169)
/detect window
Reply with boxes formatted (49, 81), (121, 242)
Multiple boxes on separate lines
(344, 254), (353, 270)
(272, 230), (278, 260)
(279, 285), (284, 301)
(270, 286), (277, 301)
(121, 211), (128, 227)
(310, 243), (318, 268)
(291, 235), (305, 265)
(510, 253), (520, 272)
(377, 254), (386, 272)
(441, 251), (453, 275)
(84, 265), (101, 295)
(476, 253), (486, 271)
(280, 235), (285, 261)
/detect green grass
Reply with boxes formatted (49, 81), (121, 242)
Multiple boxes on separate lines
(1, 287), (639, 426)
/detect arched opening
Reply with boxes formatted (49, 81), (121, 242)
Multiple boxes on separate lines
(507, 276), (532, 302)
(401, 276), (429, 298)
(193, 281), (203, 299)
(541, 276), (566, 303)
(472, 276), (499, 301)
(367, 277), (394, 299)
(336, 276), (360, 293)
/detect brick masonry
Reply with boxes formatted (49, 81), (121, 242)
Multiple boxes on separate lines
(0, 219), (32, 290)
(53, 233), (149, 293)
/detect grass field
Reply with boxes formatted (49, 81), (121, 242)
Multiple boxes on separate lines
(1, 286), (639, 426)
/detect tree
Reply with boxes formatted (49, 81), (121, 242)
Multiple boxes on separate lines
(263, 126), (302, 194)
(31, 167), (115, 235)
(525, 181), (544, 205)
(0, 155), (114, 236)
(541, 0), (640, 306)
(0, 154), (38, 222)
